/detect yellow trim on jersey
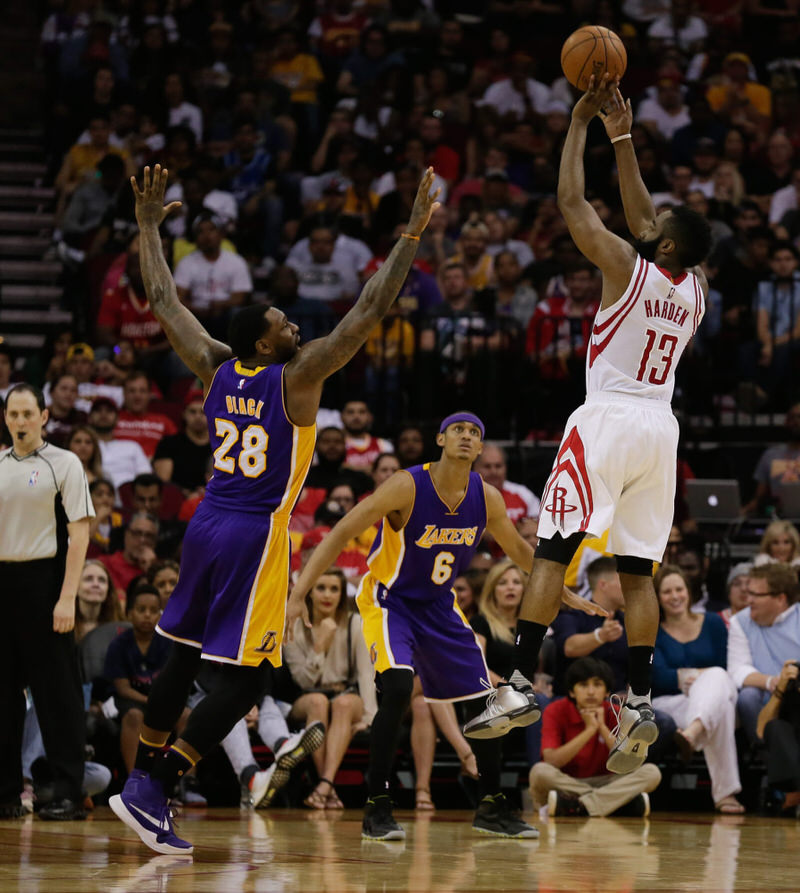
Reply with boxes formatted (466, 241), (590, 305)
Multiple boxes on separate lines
(367, 522), (406, 589)
(275, 424), (316, 519)
(426, 462), (469, 515)
(234, 360), (267, 377)
(201, 361), (226, 411)
(238, 520), (291, 667)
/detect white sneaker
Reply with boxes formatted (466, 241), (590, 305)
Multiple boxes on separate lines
(606, 700), (658, 775)
(463, 675), (541, 740)
(256, 722), (326, 808)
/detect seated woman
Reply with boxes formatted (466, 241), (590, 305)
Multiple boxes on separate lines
(753, 520), (800, 569)
(75, 559), (124, 643)
(652, 565), (744, 814)
(284, 567), (377, 809)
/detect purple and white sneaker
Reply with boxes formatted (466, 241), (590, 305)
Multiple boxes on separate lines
(109, 771), (193, 855)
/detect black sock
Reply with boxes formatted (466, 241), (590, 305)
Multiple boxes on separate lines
(135, 736), (164, 773)
(367, 670), (413, 799)
(513, 619), (548, 682)
(240, 764), (259, 787)
(151, 745), (196, 796)
(628, 646), (654, 698)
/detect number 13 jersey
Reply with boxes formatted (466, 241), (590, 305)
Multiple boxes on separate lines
(586, 255), (704, 402)
(203, 359), (316, 515)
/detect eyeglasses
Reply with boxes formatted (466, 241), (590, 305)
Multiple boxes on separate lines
(744, 589), (779, 598)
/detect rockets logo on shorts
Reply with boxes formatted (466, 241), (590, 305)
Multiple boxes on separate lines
(540, 427), (593, 532)
(28, 470), (39, 487)
(544, 485), (577, 527)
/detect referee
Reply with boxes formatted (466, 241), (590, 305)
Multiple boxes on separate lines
(0, 383), (95, 820)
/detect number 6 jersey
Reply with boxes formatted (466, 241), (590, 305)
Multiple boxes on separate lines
(364, 464), (487, 601)
(202, 359), (316, 515)
(586, 255), (704, 402)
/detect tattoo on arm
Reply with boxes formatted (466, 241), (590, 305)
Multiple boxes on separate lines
(139, 226), (231, 383)
(296, 235), (419, 381)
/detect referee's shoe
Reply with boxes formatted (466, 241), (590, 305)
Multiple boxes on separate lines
(110, 771), (193, 855)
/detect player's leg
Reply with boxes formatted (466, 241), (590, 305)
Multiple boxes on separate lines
(463, 534), (583, 740)
(605, 406), (677, 774)
(357, 578), (416, 840)
(362, 668), (415, 840)
(414, 596), (538, 839)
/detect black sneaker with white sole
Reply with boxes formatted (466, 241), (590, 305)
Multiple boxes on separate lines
(472, 794), (539, 839)
(612, 792), (650, 818)
(362, 795), (406, 841)
(547, 790), (589, 818)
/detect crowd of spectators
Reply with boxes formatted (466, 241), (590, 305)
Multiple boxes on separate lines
(2, 0), (800, 817)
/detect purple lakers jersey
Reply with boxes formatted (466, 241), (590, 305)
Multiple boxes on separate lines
(202, 359), (316, 514)
(366, 463), (487, 600)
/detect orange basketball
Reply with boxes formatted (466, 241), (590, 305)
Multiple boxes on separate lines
(560, 26), (627, 92)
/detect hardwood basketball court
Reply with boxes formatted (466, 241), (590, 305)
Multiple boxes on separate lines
(1, 809), (797, 892)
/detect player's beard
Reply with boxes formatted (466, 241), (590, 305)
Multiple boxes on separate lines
(633, 235), (661, 262)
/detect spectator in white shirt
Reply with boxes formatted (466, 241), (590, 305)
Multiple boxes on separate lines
(637, 72), (692, 142)
(769, 167), (800, 226)
(479, 52), (551, 122)
(727, 563), (800, 744)
(285, 225), (363, 307)
(174, 211), (252, 339)
(647, 0), (708, 54)
(88, 396), (151, 495)
(163, 72), (203, 144)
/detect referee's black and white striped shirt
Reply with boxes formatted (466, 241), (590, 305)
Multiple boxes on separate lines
(0, 442), (94, 562)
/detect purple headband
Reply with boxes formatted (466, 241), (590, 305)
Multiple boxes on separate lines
(439, 412), (485, 440)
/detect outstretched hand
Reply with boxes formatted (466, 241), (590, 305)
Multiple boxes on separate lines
(598, 86), (633, 141)
(571, 73), (621, 124)
(131, 164), (182, 229)
(406, 167), (442, 237)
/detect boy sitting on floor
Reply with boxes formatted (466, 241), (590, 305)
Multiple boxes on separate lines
(530, 657), (662, 817)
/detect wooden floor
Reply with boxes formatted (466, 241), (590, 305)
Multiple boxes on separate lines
(1, 808), (797, 892)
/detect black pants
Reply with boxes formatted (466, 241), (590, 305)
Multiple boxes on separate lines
(0, 559), (86, 803)
(764, 718), (800, 791)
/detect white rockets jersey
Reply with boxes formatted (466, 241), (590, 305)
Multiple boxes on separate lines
(586, 255), (704, 402)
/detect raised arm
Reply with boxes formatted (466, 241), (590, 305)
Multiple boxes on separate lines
(557, 77), (636, 295)
(283, 168), (440, 424)
(131, 165), (232, 388)
(599, 86), (657, 239)
(285, 471), (415, 635)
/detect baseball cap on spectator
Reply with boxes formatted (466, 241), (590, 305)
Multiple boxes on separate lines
(727, 562), (754, 587)
(694, 138), (719, 155)
(656, 71), (683, 87)
(90, 395), (118, 413)
(67, 343), (95, 363)
(183, 388), (205, 407)
(191, 210), (223, 235)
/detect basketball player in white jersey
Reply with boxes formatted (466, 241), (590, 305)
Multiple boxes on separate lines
(465, 76), (712, 774)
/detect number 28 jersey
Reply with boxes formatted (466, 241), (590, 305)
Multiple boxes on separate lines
(203, 359), (316, 515)
(365, 463), (487, 601)
(586, 255), (704, 402)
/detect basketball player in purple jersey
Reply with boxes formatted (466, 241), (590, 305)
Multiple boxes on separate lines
(466, 76), (712, 774)
(109, 165), (440, 855)
(287, 412), (605, 840)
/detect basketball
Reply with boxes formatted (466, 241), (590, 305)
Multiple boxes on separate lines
(560, 26), (627, 92)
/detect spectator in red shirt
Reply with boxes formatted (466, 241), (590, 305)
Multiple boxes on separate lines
(114, 370), (177, 459)
(420, 114), (460, 187)
(529, 657), (661, 817)
(96, 234), (168, 354)
(341, 398), (394, 471)
(100, 511), (159, 601)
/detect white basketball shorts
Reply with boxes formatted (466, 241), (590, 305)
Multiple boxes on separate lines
(537, 392), (679, 562)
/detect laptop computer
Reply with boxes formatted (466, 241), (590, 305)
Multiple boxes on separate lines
(686, 479), (742, 523)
